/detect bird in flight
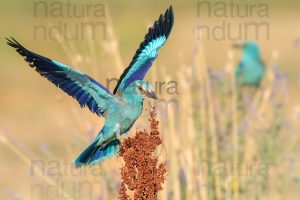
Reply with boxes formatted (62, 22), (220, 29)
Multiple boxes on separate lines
(234, 41), (266, 87)
(6, 6), (174, 167)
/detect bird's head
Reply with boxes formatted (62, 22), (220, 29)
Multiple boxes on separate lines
(233, 41), (261, 59)
(124, 80), (158, 100)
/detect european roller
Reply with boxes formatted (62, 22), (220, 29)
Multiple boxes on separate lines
(7, 6), (174, 167)
(234, 41), (266, 87)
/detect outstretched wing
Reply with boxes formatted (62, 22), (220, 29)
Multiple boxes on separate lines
(113, 6), (174, 95)
(7, 37), (113, 116)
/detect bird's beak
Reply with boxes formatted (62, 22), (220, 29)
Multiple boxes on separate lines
(147, 90), (158, 100)
(232, 42), (244, 49)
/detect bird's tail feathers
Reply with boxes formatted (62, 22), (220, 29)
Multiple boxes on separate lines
(73, 138), (120, 168)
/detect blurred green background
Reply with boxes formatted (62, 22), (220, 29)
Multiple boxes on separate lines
(1, 0), (300, 199)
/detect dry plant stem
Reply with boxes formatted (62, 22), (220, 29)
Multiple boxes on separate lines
(197, 41), (222, 200)
(229, 58), (240, 199)
(119, 108), (167, 200)
(194, 44), (209, 200)
(178, 61), (198, 200)
(203, 59), (222, 200)
(105, 3), (124, 74)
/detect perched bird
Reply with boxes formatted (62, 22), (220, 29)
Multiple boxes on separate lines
(234, 41), (266, 87)
(6, 6), (174, 167)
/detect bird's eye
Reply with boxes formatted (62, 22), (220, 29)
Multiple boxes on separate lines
(138, 86), (143, 91)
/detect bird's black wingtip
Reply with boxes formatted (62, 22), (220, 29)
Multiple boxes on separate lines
(163, 6), (174, 37)
(165, 6), (174, 20)
(6, 37), (14, 46)
(168, 5), (173, 13)
(5, 36), (22, 49)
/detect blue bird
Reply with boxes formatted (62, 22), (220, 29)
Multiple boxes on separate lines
(7, 6), (174, 167)
(234, 41), (266, 87)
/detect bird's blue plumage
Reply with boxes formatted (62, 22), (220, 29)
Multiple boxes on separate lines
(113, 6), (174, 95)
(235, 41), (266, 87)
(6, 38), (112, 115)
(74, 138), (120, 167)
(124, 58), (154, 89)
(7, 6), (173, 167)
